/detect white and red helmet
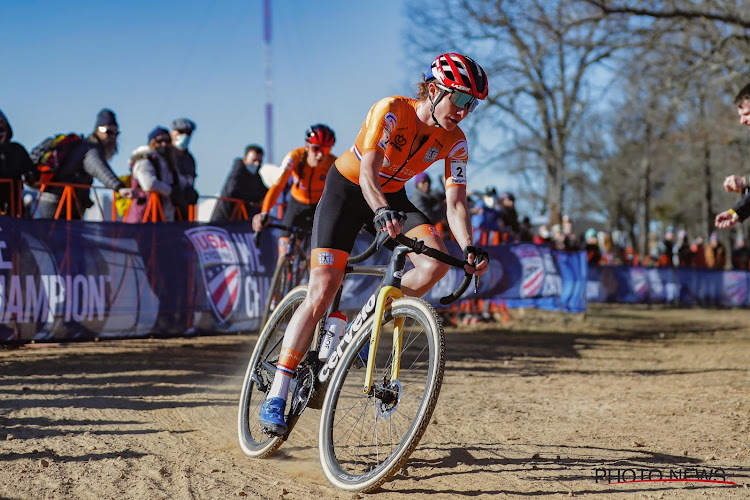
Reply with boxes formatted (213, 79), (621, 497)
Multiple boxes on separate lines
(428, 53), (489, 100)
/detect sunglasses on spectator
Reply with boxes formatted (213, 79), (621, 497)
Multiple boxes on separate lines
(308, 144), (331, 155)
(437, 84), (478, 112)
(98, 126), (120, 136)
(153, 136), (171, 144)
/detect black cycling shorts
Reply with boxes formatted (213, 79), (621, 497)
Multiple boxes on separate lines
(280, 197), (316, 237)
(312, 165), (435, 255)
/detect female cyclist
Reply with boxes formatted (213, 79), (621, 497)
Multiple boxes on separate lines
(252, 124), (337, 263)
(259, 53), (490, 435)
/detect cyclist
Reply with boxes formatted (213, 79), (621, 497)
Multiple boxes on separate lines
(252, 124), (337, 265)
(259, 53), (491, 435)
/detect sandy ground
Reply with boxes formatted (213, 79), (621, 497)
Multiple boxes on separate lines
(1, 303), (749, 500)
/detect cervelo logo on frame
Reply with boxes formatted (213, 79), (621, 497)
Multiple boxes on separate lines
(185, 227), (241, 323)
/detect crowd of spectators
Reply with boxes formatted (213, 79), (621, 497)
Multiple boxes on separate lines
(0, 107), (260, 223)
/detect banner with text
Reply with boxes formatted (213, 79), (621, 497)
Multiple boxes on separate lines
(0, 217), (587, 343)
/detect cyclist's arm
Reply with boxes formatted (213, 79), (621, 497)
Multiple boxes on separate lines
(259, 160), (293, 214)
(444, 184), (472, 249)
(358, 149), (388, 210)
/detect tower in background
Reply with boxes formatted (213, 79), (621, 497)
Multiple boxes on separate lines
(263, 0), (273, 163)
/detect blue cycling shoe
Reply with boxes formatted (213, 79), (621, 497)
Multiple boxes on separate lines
(259, 397), (288, 436)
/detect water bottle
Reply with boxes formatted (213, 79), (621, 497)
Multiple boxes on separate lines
(318, 311), (348, 361)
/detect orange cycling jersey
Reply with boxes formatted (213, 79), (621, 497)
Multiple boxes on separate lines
(261, 147), (337, 213)
(335, 96), (469, 193)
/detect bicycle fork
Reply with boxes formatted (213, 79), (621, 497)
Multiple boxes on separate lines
(361, 243), (411, 395)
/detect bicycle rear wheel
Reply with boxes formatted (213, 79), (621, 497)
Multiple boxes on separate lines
(260, 256), (293, 331)
(238, 285), (307, 458)
(318, 297), (445, 492)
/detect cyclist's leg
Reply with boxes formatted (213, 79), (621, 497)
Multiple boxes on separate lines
(401, 229), (450, 297)
(260, 167), (368, 435)
(381, 190), (450, 297)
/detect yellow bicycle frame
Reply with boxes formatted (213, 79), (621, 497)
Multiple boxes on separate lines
(362, 285), (404, 394)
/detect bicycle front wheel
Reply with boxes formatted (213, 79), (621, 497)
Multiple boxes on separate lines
(259, 255), (293, 331)
(238, 285), (307, 458)
(318, 297), (445, 492)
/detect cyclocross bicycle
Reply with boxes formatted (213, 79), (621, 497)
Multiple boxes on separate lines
(254, 220), (312, 330)
(238, 224), (477, 492)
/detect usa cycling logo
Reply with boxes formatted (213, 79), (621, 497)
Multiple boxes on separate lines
(185, 227), (241, 322)
(511, 245), (544, 298)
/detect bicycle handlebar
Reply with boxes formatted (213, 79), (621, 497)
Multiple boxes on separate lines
(346, 226), (477, 305)
(253, 221), (312, 245)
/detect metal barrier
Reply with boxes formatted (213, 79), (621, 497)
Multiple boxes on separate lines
(0, 178), (23, 218)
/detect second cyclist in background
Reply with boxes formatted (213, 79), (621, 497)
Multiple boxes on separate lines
(252, 124), (337, 266)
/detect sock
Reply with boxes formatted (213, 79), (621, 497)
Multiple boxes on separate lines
(267, 346), (304, 400)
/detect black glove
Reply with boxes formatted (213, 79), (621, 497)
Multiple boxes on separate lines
(373, 206), (403, 232)
(463, 245), (489, 268)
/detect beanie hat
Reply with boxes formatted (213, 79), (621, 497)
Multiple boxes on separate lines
(95, 108), (118, 128)
(172, 118), (196, 133)
(0, 109), (13, 140)
(414, 172), (430, 184)
(148, 126), (170, 143)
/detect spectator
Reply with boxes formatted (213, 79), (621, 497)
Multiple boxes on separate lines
(690, 236), (707, 268)
(37, 108), (132, 219)
(518, 215), (533, 242)
(211, 144), (268, 222)
(125, 127), (178, 223)
(471, 187), (502, 245)
(705, 231), (727, 269)
(561, 214), (578, 250)
(534, 224), (552, 245)
(600, 231), (615, 265)
(498, 191), (520, 241)
(583, 228), (601, 265)
(551, 223), (566, 250)
(409, 172), (446, 225)
(652, 226), (676, 267)
(731, 232), (750, 270)
(0, 109), (32, 216)
(676, 229), (693, 267)
(170, 118), (199, 220)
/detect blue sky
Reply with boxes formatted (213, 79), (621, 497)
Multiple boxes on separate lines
(3, 0), (419, 197)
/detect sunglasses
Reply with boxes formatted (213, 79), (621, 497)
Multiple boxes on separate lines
(98, 126), (120, 136)
(308, 144), (331, 155)
(153, 136), (171, 144)
(438, 84), (479, 112)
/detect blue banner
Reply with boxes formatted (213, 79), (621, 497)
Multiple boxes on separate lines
(0, 217), (588, 343)
(586, 265), (750, 307)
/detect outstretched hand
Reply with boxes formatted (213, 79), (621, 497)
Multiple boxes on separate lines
(715, 210), (739, 229)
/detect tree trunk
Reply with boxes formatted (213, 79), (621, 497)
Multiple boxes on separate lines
(547, 162), (563, 226)
(638, 123), (652, 259)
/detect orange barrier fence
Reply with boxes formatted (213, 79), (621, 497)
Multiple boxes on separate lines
(0, 178), (24, 218)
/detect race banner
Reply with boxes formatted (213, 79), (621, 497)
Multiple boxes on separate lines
(586, 266), (750, 307)
(0, 217), (588, 343)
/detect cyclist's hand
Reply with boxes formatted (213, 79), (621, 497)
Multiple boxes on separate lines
(723, 175), (747, 193)
(251, 212), (269, 232)
(715, 210), (739, 229)
(463, 245), (489, 276)
(373, 207), (403, 239)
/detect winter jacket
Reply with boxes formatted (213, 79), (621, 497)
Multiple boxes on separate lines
(38, 134), (125, 208)
(211, 158), (268, 222)
(125, 146), (175, 222)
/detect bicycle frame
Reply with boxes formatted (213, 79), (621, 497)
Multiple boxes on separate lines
(315, 244), (412, 394)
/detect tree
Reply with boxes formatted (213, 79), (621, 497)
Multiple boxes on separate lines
(406, 0), (631, 225)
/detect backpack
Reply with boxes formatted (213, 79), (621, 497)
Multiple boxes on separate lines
(27, 133), (83, 187)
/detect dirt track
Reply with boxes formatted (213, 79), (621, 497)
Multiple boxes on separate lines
(1, 304), (749, 500)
